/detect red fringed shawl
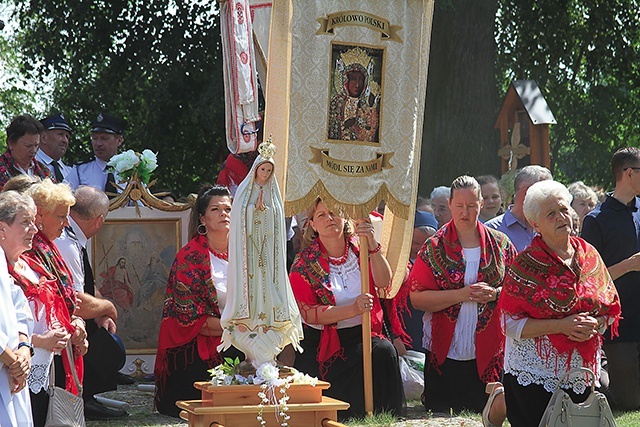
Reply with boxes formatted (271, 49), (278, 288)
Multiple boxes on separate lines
(10, 258), (84, 395)
(289, 236), (386, 379)
(154, 235), (223, 390)
(24, 231), (77, 315)
(407, 220), (516, 382)
(499, 235), (621, 373)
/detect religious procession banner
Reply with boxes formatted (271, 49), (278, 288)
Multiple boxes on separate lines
(220, 0), (262, 154)
(265, 0), (434, 294)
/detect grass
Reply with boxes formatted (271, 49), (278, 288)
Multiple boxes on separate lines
(85, 384), (640, 427)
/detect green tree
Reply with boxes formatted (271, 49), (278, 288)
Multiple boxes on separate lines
(11, 0), (228, 196)
(0, 22), (38, 149)
(497, 0), (640, 191)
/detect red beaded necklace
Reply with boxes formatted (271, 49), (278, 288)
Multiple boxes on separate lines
(209, 248), (229, 262)
(327, 244), (349, 265)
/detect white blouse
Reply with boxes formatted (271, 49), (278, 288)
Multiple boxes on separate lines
(422, 246), (480, 361)
(504, 315), (600, 394)
(306, 249), (362, 330)
(18, 264), (55, 394)
(209, 253), (229, 312)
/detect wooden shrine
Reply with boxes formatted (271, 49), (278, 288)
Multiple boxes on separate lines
(495, 80), (557, 174)
(177, 381), (349, 427)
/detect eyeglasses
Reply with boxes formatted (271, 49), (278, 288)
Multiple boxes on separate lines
(625, 167), (640, 171)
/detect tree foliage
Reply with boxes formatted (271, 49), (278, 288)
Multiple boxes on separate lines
(2, 0), (640, 196)
(10, 0), (227, 196)
(496, 0), (640, 190)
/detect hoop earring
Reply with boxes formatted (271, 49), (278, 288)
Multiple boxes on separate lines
(197, 223), (208, 236)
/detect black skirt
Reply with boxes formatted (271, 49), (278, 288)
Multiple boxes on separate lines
(154, 338), (243, 418)
(294, 324), (404, 421)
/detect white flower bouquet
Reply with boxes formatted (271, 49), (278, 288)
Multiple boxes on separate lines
(107, 149), (158, 184)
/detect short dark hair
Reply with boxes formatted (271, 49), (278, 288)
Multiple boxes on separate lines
(475, 174), (499, 187)
(6, 114), (44, 144)
(612, 147), (640, 182)
(189, 184), (231, 239)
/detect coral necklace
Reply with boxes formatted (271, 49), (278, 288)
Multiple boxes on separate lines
(209, 247), (229, 262)
(327, 244), (349, 265)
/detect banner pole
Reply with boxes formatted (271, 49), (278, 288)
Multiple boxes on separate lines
(359, 235), (374, 416)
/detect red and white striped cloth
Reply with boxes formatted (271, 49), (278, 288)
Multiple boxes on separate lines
(220, 0), (261, 154)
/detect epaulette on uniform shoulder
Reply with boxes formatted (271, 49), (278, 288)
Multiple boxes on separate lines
(75, 158), (95, 167)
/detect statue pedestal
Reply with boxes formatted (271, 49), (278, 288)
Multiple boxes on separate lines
(177, 381), (349, 427)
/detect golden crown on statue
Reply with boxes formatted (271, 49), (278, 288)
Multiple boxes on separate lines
(340, 47), (372, 70)
(258, 136), (276, 160)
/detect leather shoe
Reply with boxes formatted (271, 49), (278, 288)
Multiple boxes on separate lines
(84, 397), (128, 420)
(116, 372), (136, 385)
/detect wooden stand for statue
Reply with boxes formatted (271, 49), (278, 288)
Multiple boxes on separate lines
(177, 381), (349, 427)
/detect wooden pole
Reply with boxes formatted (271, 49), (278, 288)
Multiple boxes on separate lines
(359, 235), (374, 416)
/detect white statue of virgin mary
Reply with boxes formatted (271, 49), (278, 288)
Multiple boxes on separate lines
(219, 138), (303, 368)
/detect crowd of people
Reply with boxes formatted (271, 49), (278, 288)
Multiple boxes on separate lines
(1, 109), (639, 427)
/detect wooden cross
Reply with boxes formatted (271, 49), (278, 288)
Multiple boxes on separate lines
(498, 122), (530, 172)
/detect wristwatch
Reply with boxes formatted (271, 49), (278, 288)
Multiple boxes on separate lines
(17, 341), (35, 357)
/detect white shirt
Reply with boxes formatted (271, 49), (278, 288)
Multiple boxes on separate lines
(35, 150), (71, 181)
(422, 246), (481, 361)
(306, 249), (362, 331)
(504, 315), (600, 394)
(55, 218), (87, 293)
(0, 245), (34, 427)
(209, 254), (228, 312)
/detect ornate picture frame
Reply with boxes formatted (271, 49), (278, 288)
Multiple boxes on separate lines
(88, 181), (194, 377)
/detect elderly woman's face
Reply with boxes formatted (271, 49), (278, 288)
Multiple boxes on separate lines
(9, 133), (40, 169)
(1, 209), (37, 258)
(531, 197), (572, 241)
(432, 196), (452, 227)
(571, 197), (596, 222)
(310, 201), (345, 240)
(449, 188), (481, 231)
(38, 204), (71, 241)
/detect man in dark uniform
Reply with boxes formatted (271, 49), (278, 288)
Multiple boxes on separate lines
(67, 112), (126, 193)
(37, 113), (73, 182)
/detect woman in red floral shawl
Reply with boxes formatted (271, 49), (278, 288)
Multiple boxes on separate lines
(154, 185), (243, 418)
(289, 197), (403, 421)
(13, 180), (87, 427)
(408, 176), (516, 422)
(498, 180), (620, 427)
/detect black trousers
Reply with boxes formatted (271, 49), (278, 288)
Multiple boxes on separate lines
(503, 372), (590, 427)
(422, 351), (486, 414)
(295, 325), (405, 421)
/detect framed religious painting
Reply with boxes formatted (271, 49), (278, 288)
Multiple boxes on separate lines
(88, 193), (194, 378)
(327, 42), (385, 145)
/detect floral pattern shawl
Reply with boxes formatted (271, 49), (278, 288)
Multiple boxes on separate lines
(499, 235), (621, 373)
(9, 258), (83, 395)
(408, 220), (516, 382)
(23, 231), (77, 315)
(289, 236), (385, 379)
(154, 234), (223, 389)
(0, 150), (51, 189)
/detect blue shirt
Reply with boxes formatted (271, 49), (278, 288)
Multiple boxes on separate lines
(581, 194), (640, 342)
(66, 157), (109, 190)
(485, 206), (534, 252)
